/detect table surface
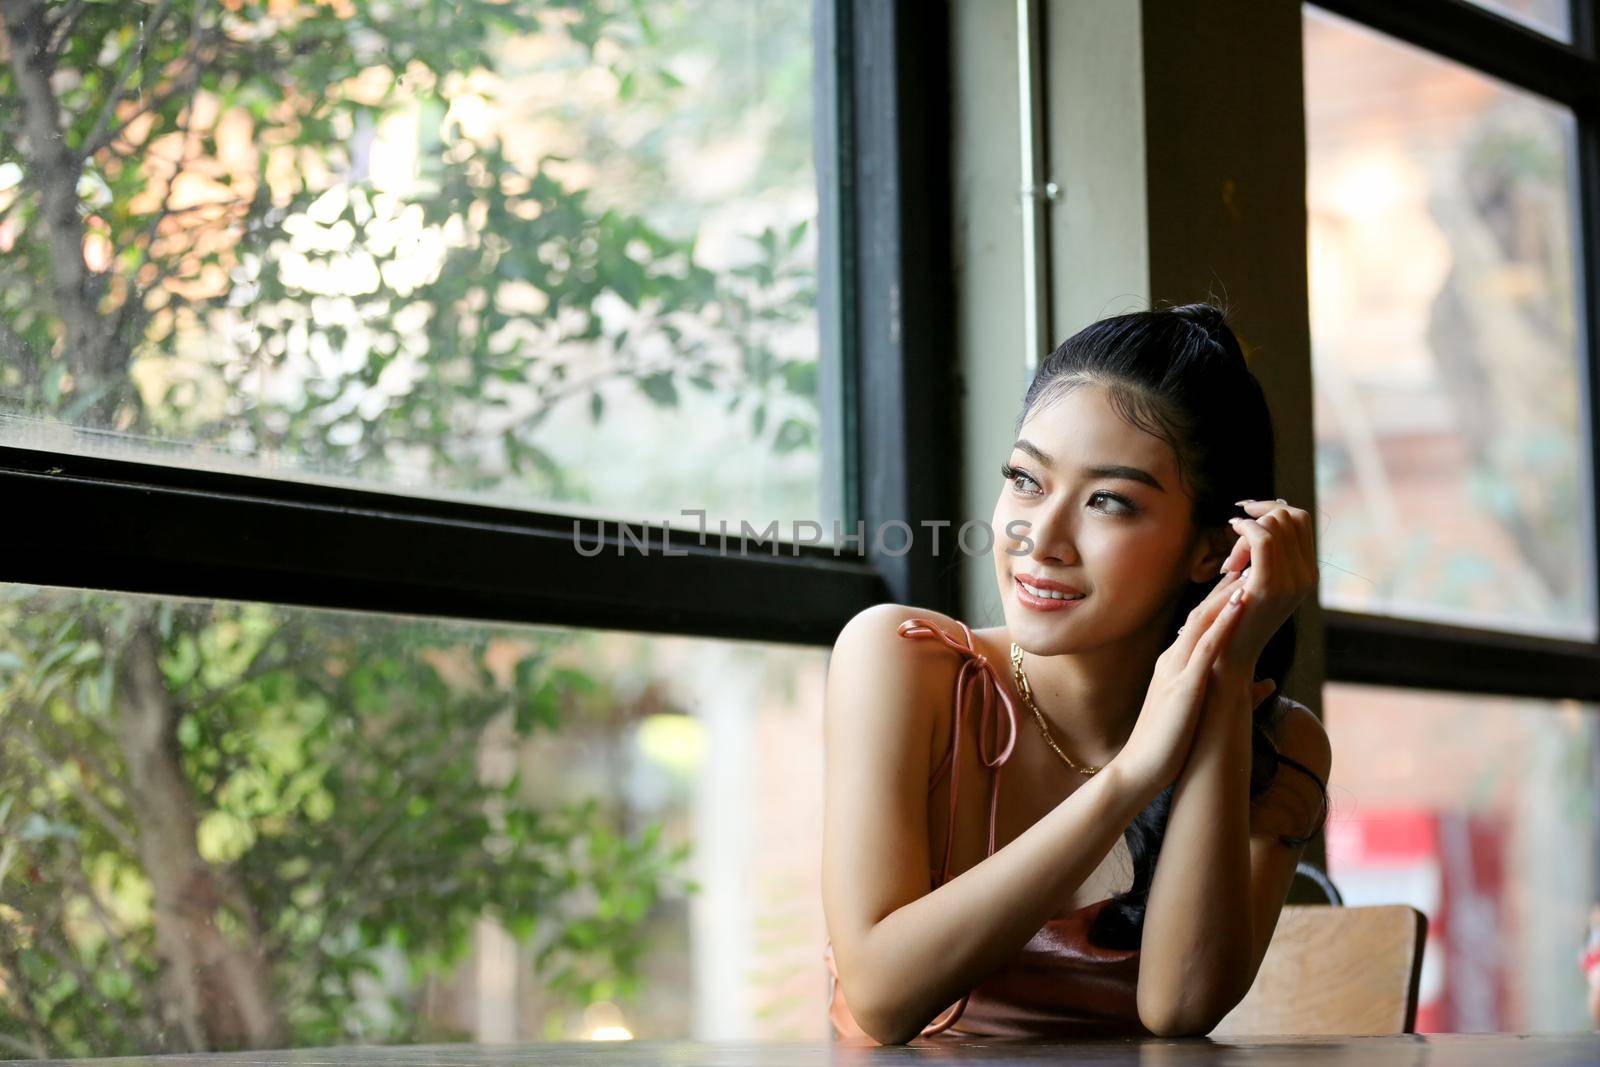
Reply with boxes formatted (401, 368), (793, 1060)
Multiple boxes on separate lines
(12, 1035), (1600, 1067)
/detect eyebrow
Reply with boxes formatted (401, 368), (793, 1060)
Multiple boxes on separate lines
(1011, 438), (1167, 493)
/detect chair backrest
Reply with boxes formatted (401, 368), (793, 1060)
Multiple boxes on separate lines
(1211, 904), (1428, 1036)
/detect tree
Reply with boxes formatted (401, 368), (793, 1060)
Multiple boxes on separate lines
(0, 0), (814, 1054)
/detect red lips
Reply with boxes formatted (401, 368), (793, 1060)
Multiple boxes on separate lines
(1014, 573), (1086, 596)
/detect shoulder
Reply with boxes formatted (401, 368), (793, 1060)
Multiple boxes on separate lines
(830, 603), (975, 675)
(825, 604), (960, 790)
(825, 604), (971, 728)
(1250, 696), (1331, 844)
(1267, 696), (1332, 788)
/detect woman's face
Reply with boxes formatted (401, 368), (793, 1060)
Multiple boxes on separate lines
(992, 382), (1210, 655)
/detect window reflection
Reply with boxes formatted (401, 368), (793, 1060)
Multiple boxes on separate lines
(1324, 681), (1599, 1031)
(0, 1), (821, 534)
(1458, 0), (1571, 42)
(0, 583), (827, 1054)
(1304, 7), (1591, 637)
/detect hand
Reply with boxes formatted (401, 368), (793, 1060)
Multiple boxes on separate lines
(1201, 660), (1279, 735)
(1112, 569), (1251, 795)
(1216, 498), (1318, 678)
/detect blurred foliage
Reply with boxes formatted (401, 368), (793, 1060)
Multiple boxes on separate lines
(0, 0), (817, 492)
(0, 0), (811, 1055)
(0, 589), (692, 1054)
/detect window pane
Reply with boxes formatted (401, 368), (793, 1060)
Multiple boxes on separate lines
(1304, 8), (1593, 638)
(0, 583), (826, 1054)
(0, 2), (824, 537)
(1324, 682), (1599, 1032)
(1459, 0), (1572, 42)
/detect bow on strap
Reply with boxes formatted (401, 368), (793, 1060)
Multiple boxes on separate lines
(893, 617), (1026, 1039)
(895, 617), (1023, 882)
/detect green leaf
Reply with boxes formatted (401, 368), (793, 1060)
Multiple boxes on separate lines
(786, 219), (809, 251)
(773, 418), (813, 454)
(637, 371), (678, 407)
(781, 361), (817, 396)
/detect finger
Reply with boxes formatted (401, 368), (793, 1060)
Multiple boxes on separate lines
(1175, 570), (1246, 659)
(1177, 575), (1248, 668)
(1226, 517), (1275, 599)
(1238, 498), (1315, 579)
(1188, 593), (1246, 671)
(1256, 509), (1311, 583)
(1220, 530), (1251, 577)
(1251, 678), (1278, 707)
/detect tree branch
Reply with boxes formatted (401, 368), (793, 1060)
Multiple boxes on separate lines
(83, 78), (188, 160)
(0, 0), (113, 387)
(0, 927), (53, 1058)
(114, 1), (209, 358)
(78, 0), (175, 165)
(44, 0), (89, 60)
(16, 696), (134, 800)
(182, 638), (300, 719)
(0, 316), (37, 386)
(31, 893), (149, 1050)
(275, 727), (484, 993)
(8, 724), (139, 854)
(60, 841), (164, 1048)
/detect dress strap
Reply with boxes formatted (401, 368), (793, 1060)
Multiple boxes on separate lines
(1273, 752), (1330, 847)
(895, 618), (1023, 884)
(895, 617), (1024, 1039)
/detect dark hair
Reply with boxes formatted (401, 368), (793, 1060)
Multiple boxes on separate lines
(1014, 301), (1330, 951)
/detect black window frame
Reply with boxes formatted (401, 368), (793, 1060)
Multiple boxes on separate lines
(0, 0), (959, 649)
(1309, 0), (1600, 703)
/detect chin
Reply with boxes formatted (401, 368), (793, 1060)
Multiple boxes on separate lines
(1004, 603), (1085, 654)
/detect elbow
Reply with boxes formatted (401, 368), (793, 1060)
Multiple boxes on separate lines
(848, 991), (925, 1046)
(1139, 1007), (1222, 1040)
(861, 1020), (922, 1047)
(1137, 988), (1236, 1039)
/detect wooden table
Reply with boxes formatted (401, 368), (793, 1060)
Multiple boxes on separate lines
(13, 1036), (1600, 1066)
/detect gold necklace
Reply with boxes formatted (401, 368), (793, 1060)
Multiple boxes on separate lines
(1009, 641), (1101, 777)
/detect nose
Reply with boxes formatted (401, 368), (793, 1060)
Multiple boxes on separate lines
(1013, 501), (1080, 566)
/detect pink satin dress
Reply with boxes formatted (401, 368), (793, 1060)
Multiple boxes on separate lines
(824, 616), (1151, 1042)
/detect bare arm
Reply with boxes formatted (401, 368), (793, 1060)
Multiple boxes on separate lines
(1136, 665), (1258, 1035)
(1136, 497), (1330, 1035)
(820, 604), (1158, 1045)
(1137, 675), (1330, 1036)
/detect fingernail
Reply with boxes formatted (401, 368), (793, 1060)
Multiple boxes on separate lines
(1276, 498), (1287, 505)
(1229, 586), (1243, 605)
(1234, 499), (1251, 505)
(1228, 517), (1243, 527)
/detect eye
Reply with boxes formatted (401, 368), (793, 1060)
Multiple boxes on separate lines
(1089, 490), (1137, 515)
(999, 462), (1042, 496)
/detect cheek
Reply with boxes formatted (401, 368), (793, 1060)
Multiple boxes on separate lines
(1086, 527), (1183, 589)
(990, 495), (1019, 549)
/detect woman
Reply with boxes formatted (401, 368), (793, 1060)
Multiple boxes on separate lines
(820, 303), (1332, 1043)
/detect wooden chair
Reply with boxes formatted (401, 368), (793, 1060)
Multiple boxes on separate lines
(1211, 902), (1429, 1036)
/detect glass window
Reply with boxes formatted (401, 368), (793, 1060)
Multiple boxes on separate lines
(1303, 7), (1592, 638)
(0, 583), (826, 1054)
(1324, 681), (1599, 1032)
(0, 1), (824, 537)
(1459, 0), (1572, 42)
